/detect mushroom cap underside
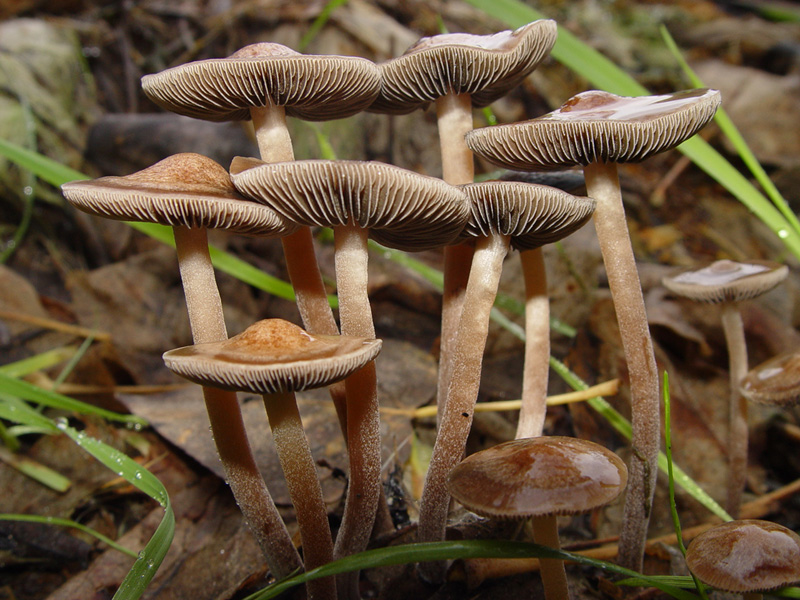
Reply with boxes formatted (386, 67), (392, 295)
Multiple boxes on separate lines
(662, 259), (788, 304)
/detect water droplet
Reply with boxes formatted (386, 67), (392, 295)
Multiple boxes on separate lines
(134, 471), (143, 480)
(55, 417), (68, 431)
(778, 229), (789, 239)
(23, 186), (33, 196)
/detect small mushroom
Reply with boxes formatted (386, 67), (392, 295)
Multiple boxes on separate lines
(662, 259), (788, 516)
(741, 349), (800, 406)
(417, 180), (595, 581)
(685, 519), (800, 600)
(466, 88), (721, 571)
(446, 437), (628, 600)
(61, 154), (301, 578)
(164, 319), (383, 600)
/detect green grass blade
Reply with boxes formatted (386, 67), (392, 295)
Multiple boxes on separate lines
(298, 0), (349, 51)
(0, 137), (87, 188)
(0, 513), (137, 557)
(0, 445), (71, 491)
(247, 540), (699, 600)
(0, 346), (79, 378)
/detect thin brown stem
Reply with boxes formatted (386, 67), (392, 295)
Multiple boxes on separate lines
(418, 233), (510, 583)
(584, 161), (659, 572)
(263, 391), (336, 600)
(516, 247), (550, 439)
(531, 514), (570, 600)
(173, 225), (301, 578)
(721, 302), (748, 518)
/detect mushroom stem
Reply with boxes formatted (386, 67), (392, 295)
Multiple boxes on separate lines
(251, 105), (294, 163)
(262, 391), (337, 600)
(583, 160), (659, 572)
(332, 224), (382, 597)
(418, 232), (510, 583)
(720, 302), (748, 518)
(435, 92), (476, 426)
(531, 514), (570, 600)
(516, 247), (550, 439)
(173, 225), (302, 577)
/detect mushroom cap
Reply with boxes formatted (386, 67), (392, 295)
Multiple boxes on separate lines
(230, 157), (470, 252)
(370, 20), (557, 115)
(662, 259), (788, 304)
(458, 181), (595, 251)
(163, 318), (382, 394)
(741, 350), (800, 406)
(446, 436), (628, 519)
(141, 43), (381, 122)
(465, 88), (721, 171)
(61, 153), (296, 237)
(685, 520), (800, 593)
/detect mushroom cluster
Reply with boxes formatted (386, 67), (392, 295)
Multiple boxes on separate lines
(57, 13), (770, 600)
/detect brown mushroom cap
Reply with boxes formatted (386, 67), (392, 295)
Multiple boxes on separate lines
(662, 259), (788, 304)
(465, 88), (721, 171)
(163, 319), (382, 394)
(446, 436), (628, 519)
(459, 181), (595, 251)
(741, 350), (800, 406)
(370, 20), (557, 115)
(685, 520), (800, 593)
(141, 43), (381, 122)
(230, 158), (470, 252)
(61, 153), (296, 237)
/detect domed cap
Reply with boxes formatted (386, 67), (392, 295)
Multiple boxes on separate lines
(446, 436), (627, 519)
(163, 319), (382, 394)
(465, 88), (721, 171)
(61, 153), (296, 236)
(459, 181), (595, 251)
(662, 259), (788, 304)
(370, 20), (557, 115)
(685, 520), (800, 593)
(141, 43), (381, 122)
(741, 350), (800, 406)
(230, 157), (470, 252)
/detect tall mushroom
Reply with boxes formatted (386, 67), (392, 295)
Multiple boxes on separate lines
(447, 437), (628, 600)
(231, 157), (469, 596)
(417, 180), (595, 582)
(142, 43), (382, 433)
(61, 154), (302, 578)
(164, 319), (383, 600)
(369, 21), (557, 425)
(466, 88), (721, 570)
(662, 259), (788, 516)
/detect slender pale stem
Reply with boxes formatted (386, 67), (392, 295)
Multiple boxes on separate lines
(531, 514), (570, 600)
(418, 233), (510, 583)
(173, 225), (301, 578)
(251, 105), (294, 163)
(263, 391), (336, 600)
(333, 224), (382, 600)
(583, 161), (659, 573)
(436, 92), (475, 426)
(516, 247), (550, 439)
(721, 302), (748, 518)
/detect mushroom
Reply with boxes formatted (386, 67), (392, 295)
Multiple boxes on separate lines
(231, 157), (469, 595)
(741, 349), (800, 407)
(142, 43), (382, 434)
(446, 437), (628, 600)
(370, 21), (557, 426)
(61, 153), (302, 578)
(662, 259), (789, 516)
(417, 180), (595, 581)
(685, 519), (800, 600)
(164, 318), (383, 600)
(465, 88), (721, 571)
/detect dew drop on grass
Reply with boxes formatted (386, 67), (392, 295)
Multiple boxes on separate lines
(778, 229), (789, 239)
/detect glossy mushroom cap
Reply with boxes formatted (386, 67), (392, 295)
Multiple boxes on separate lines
(685, 520), (800, 593)
(741, 350), (800, 406)
(61, 153), (296, 236)
(446, 436), (628, 519)
(662, 259), (789, 304)
(163, 319), (382, 394)
(459, 180), (595, 251)
(230, 157), (470, 252)
(466, 89), (721, 171)
(370, 20), (557, 115)
(141, 42), (381, 122)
